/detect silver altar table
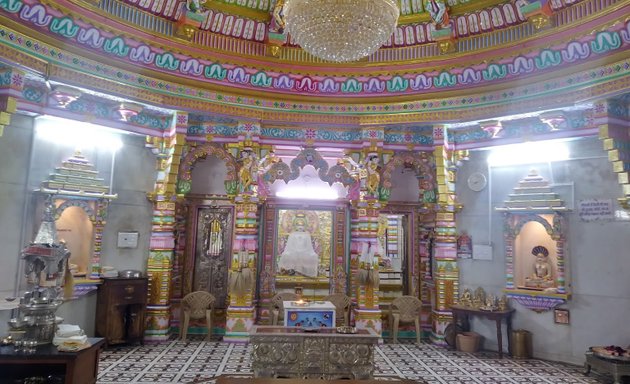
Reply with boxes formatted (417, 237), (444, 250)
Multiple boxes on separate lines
(251, 326), (379, 380)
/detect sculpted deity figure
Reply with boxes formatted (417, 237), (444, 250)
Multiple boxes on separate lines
(186, 0), (207, 13)
(278, 216), (319, 277)
(459, 288), (473, 307)
(365, 154), (381, 198)
(238, 149), (258, 193)
(419, 178), (437, 203)
(525, 245), (555, 289)
(376, 215), (391, 268)
(271, 0), (286, 33)
(425, 0), (450, 29)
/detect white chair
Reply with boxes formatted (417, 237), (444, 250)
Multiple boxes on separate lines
(271, 292), (299, 325)
(180, 291), (215, 341)
(390, 295), (422, 343)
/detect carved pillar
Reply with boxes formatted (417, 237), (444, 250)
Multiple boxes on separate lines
(353, 128), (384, 337)
(430, 126), (460, 345)
(597, 99), (630, 209)
(225, 121), (262, 342)
(224, 200), (259, 341)
(0, 66), (23, 137)
(144, 112), (187, 341)
(0, 95), (16, 137)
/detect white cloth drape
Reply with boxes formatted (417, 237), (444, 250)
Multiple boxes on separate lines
(278, 231), (319, 277)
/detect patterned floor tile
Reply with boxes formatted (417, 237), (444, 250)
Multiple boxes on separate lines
(97, 339), (610, 384)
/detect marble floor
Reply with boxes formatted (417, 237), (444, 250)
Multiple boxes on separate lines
(97, 338), (611, 384)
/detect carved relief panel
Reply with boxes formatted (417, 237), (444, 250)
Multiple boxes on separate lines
(193, 207), (233, 308)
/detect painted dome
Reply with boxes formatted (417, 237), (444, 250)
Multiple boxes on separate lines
(0, 0), (627, 144)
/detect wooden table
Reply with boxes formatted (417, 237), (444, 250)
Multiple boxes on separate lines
(250, 326), (379, 380)
(450, 305), (515, 358)
(0, 337), (105, 384)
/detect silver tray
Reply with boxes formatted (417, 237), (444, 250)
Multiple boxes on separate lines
(590, 347), (630, 362)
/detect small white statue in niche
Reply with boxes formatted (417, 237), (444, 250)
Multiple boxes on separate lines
(525, 245), (555, 290)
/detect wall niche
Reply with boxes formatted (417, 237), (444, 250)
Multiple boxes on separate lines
(35, 151), (116, 280)
(496, 170), (570, 312)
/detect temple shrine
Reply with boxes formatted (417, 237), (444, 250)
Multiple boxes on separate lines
(0, 0), (629, 382)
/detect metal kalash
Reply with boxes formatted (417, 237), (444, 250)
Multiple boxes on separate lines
(9, 197), (71, 344)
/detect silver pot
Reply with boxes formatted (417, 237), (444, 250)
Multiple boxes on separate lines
(119, 269), (143, 278)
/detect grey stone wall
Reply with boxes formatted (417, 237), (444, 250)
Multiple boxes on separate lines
(456, 137), (630, 363)
(0, 115), (155, 336)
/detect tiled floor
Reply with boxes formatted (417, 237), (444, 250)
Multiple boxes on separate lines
(97, 338), (610, 384)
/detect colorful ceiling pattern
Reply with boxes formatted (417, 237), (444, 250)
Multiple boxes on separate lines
(0, 0), (627, 150)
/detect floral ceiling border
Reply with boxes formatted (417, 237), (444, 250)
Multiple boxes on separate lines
(1, 26), (628, 120)
(0, 1), (626, 119)
(0, 0), (627, 100)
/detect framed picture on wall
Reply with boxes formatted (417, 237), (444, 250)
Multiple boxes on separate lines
(554, 308), (570, 324)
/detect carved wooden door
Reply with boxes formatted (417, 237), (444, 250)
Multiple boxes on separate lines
(193, 207), (233, 309)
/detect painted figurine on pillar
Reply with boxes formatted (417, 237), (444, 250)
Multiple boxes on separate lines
(364, 153), (381, 200)
(425, 0), (456, 53)
(238, 148), (258, 196)
(186, 0), (207, 13)
(229, 246), (253, 299)
(267, 0), (287, 57)
(419, 178), (437, 204)
(425, 0), (450, 29)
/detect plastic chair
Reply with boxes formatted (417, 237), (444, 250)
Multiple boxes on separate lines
(271, 292), (299, 325)
(180, 291), (215, 341)
(323, 293), (352, 326)
(390, 295), (422, 343)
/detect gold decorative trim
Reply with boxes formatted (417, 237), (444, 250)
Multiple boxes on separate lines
(397, 0), (506, 24)
(45, 0), (175, 42)
(202, 1), (270, 22)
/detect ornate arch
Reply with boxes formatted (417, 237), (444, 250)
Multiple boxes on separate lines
(55, 199), (96, 222)
(507, 213), (563, 241)
(381, 151), (436, 200)
(259, 147), (358, 188)
(177, 143), (238, 195)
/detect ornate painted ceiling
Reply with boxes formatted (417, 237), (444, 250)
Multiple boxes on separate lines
(0, 0), (628, 149)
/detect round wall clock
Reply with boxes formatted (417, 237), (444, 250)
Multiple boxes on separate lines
(467, 172), (487, 192)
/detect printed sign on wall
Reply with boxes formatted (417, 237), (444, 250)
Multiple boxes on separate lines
(577, 199), (614, 222)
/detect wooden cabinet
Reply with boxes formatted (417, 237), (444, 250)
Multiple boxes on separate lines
(0, 338), (105, 384)
(96, 277), (148, 345)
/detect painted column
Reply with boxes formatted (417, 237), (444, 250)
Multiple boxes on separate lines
(430, 126), (460, 345)
(597, 99), (630, 209)
(225, 121), (262, 342)
(144, 112), (187, 341)
(0, 65), (22, 137)
(353, 128), (385, 337)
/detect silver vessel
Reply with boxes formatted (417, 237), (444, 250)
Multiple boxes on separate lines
(9, 197), (70, 344)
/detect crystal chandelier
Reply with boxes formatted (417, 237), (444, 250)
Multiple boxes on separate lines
(283, 0), (400, 63)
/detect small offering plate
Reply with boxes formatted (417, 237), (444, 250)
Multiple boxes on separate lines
(336, 326), (357, 334)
